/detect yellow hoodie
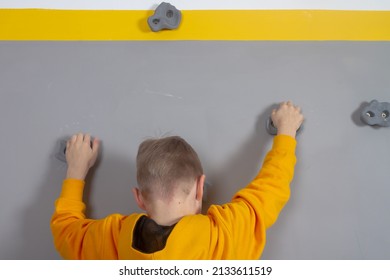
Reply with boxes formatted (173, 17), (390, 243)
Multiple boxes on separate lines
(51, 135), (297, 259)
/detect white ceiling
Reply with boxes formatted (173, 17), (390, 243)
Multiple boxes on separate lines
(0, 0), (389, 10)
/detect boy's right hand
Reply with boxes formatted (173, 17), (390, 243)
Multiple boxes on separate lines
(65, 133), (100, 180)
(271, 101), (304, 138)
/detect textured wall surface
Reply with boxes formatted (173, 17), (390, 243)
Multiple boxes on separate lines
(0, 42), (389, 259)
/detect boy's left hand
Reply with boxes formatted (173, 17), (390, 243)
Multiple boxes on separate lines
(65, 133), (100, 180)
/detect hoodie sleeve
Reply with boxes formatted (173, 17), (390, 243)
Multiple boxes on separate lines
(50, 179), (125, 259)
(207, 134), (297, 259)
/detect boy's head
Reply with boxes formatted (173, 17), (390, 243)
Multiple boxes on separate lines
(135, 136), (204, 204)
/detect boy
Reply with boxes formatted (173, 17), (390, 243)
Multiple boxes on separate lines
(51, 101), (304, 259)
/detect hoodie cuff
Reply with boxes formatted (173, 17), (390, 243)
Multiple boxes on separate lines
(60, 179), (85, 201)
(273, 134), (297, 153)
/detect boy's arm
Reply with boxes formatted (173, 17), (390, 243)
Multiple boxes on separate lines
(247, 100), (303, 228)
(233, 134), (296, 228)
(51, 179), (124, 259)
(50, 133), (123, 259)
(207, 101), (303, 258)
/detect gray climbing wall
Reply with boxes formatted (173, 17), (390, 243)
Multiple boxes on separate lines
(0, 42), (389, 259)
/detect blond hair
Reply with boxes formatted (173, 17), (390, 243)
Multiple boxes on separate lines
(136, 136), (203, 201)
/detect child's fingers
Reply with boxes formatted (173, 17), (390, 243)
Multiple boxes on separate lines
(280, 101), (287, 107)
(92, 138), (100, 155)
(76, 133), (84, 143)
(70, 134), (77, 143)
(84, 134), (91, 146)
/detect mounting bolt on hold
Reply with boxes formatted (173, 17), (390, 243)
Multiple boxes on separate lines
(360, 100), (390, 127)
(148, 2), (182, 32)
(266, 117), (302, 135)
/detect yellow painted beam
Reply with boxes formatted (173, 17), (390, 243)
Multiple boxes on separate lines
(0, 9), (389, 40)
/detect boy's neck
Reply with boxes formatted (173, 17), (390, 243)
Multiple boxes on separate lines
(149, 213), (184, 226)
(147, 196), (200, 226)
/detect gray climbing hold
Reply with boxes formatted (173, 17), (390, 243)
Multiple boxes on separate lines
(266, 118), (278, 135)
(55, 137), (94, 163)
(55, 139), (68, 163)
(148, 2), (182, 32)
(361, 100), (390, 127)
(266, 117), (303, 135)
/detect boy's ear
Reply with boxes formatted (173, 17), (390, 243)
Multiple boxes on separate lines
(195, 174), (206, 201)
(132, 187), (146, 211)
